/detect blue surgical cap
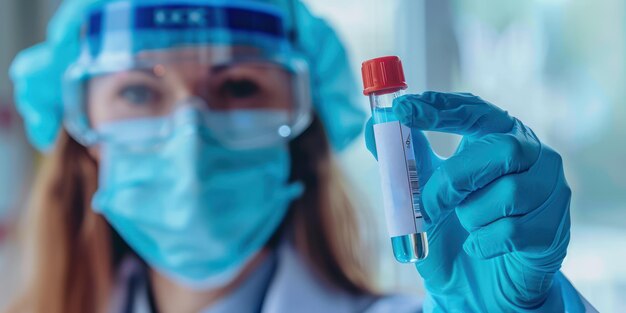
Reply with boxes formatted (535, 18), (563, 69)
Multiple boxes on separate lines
(10, 0), (365, 152)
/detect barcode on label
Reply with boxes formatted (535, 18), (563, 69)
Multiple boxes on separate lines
(406, 159), (422, 218)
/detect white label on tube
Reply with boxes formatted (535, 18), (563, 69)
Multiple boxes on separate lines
(374, 121), (424, 237)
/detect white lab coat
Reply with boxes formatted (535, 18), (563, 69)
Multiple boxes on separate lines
(109, 238), (596, 313)
(109, 238), (422, 313)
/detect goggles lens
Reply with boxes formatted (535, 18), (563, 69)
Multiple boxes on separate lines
(63, 1), (312, 149)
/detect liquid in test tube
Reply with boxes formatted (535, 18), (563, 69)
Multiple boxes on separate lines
(361, 56), (428, 262)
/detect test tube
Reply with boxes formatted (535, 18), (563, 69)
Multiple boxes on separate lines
(361, 56), (428, 262)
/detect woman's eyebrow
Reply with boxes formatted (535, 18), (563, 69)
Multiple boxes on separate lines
(111, 66), (167, 80)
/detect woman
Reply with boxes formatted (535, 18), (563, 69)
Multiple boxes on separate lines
(7, 0), (588, 312)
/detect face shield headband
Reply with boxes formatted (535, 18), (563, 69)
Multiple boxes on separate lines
(63, 0), (312, 149)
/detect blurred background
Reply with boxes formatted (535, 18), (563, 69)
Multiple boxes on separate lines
(0, 0), (624, 312)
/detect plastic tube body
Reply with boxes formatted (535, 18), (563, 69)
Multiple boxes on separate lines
(370, 89), (428, 262)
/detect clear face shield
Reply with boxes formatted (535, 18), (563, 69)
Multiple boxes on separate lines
(63, 1), (312, 150)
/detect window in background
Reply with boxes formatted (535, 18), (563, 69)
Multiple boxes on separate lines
(447, 1), (626, 311)
(0, 0), (58, 309)
(303, 0), (427, 296)
(305, 0), (626, 311)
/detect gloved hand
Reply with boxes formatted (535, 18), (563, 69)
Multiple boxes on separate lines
(365, 92), (572, 312)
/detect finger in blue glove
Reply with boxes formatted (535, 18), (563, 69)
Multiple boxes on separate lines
(365, 92), (572, 312)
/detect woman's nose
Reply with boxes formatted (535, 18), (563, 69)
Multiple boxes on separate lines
(164, 64), (213, 106)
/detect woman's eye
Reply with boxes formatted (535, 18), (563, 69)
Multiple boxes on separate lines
(119, 85), (158, 105)
(220, 79), (260, 99)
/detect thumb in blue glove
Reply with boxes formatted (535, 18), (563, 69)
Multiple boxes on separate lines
(365, 92), (573, 312)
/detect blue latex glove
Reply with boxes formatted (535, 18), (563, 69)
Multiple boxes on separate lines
(365, 92), (574, 312)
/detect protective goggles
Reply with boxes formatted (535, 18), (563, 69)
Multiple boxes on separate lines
(63, 0), (312, 149)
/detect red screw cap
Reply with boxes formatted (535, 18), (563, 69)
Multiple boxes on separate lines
(361, 56), (408, 95)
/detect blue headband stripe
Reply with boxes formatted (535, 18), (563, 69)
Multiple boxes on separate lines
(88, 11), (103, 38)
(87, 4), (286, 39)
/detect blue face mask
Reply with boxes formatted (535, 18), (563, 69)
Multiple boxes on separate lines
(92, 111), (303, 289)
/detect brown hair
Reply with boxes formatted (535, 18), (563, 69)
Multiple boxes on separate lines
(7, 115), (379, 313)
